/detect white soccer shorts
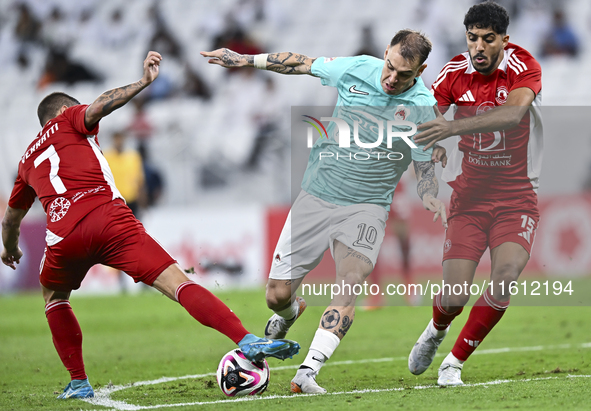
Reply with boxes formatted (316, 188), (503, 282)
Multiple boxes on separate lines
(269, 190), (388, 281)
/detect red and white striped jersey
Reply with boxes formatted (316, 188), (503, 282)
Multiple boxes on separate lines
(432, 42), (543, 200)
(9, 105), (122, 245)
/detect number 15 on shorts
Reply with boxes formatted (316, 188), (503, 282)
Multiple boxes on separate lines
(518, 215), (536, 245)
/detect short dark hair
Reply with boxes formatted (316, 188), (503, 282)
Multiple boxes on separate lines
(464, 1), (510, 35)
(37, 92), (80, 126)
(389, 29), (432, 66)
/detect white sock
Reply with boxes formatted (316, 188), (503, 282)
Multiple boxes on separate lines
(275, 298), (300, 320)
(301, 329), (340, 373)
(442, 352), (464, 368)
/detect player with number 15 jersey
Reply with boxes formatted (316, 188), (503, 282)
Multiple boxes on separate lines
(433, 40), (542, 261)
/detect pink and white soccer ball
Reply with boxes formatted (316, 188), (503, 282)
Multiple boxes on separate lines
(216, 349), (270, 396)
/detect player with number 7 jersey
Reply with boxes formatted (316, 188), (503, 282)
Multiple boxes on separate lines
(2, 51), (300, 400)
(10, 104), (123, 246)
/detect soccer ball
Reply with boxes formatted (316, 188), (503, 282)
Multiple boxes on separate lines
(216, 349), (270, 397)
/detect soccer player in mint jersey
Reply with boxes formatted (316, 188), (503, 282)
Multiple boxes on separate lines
(1, 51), (299, 400)
(408, 2), (543, 386)
(202, 29), (448, 394)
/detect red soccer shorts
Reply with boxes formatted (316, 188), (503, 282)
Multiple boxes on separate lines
(442, 192), (540, 263)
(40, 199), (176, 292)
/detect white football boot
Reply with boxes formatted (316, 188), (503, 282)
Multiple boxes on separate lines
(290, 367), (327, 394)
(408, 320), (449, 375)
(264, 296), (307, 339)
(437, 362), (464, 386)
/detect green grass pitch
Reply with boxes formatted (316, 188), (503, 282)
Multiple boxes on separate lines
(1, 289), (589, 410)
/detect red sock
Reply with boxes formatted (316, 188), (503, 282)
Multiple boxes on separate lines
(45, 301), (87, 380)
(452, 288), (509, 361)
(432, 291), (464, 330)
(176, 281), (249, 344)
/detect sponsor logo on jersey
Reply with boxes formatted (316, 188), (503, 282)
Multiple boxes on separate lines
(496, 86), (509, 105)
(476, 101), (495, 115)
(324, 57), (338, 63)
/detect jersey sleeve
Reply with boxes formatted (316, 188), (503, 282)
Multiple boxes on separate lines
(431, 70), (455, 108)
(311, 56), (358, 87)
(508, 52), (542, 95)
(62, 105), (100, 136)
(8, 172), (37, 210)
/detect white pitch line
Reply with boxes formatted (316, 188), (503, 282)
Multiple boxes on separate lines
(83, 341), (591, 410)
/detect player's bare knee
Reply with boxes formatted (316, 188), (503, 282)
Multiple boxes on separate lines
(441, 293), (470, 311)
(265, 281), (292, 311)
(491, 262), (522, 284)
(42, 286), (69, 305)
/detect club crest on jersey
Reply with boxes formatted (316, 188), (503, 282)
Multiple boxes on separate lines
(496, 86), (508, 105)
(444, 239), (452, 253)
(394, 105), (410, 121)
(49, 197), (71, 222)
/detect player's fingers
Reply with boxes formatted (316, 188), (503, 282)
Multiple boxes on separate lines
(200, 50), (220, 58)
(2, 257), (15, 270)
(423, 139), (436, 151)
(442, 154), (448, 168)
(206, 59), (222, 66)
(413, 130), (428, 143)
(441, 206), (448, 229)
(150, 51), (162, 59)
(434, 104), (443, 118)
(431, 148), (442, 163)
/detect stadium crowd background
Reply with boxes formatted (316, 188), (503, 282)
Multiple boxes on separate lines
(1, 0), (591, 293)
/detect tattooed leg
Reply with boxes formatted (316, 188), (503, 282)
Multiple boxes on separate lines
(317, 240), (374, 339)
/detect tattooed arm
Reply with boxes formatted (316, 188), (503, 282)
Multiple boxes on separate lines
(84, 51), (162, 129)
(413, 160), (448, 228)
(201, 48), (317, 75)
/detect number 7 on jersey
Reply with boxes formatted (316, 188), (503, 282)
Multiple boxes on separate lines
(34, 144), (67, 194)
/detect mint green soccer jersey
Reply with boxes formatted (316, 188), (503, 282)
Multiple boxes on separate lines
(301, 55), (437, 210)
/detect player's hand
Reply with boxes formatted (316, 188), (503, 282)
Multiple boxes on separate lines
(414, 105), (454, 151)
(1, 247), (23, 270)
(432, 145), (447, 168)
(142, 51), (162, 84)
(200, 48), (247, 68)
(422, 194), (448, 229)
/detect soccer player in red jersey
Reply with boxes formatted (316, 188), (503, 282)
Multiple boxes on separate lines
(407, 1), (542, 386)
(1, 51), (299, 400)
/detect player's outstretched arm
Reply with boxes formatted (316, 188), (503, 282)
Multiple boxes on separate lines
(84, 51), (162, 130)
(413, 160), (447, 229)
(415, 87), (536, 150)
(201, 48), (316, 75)
(1, 206), (29, 270)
